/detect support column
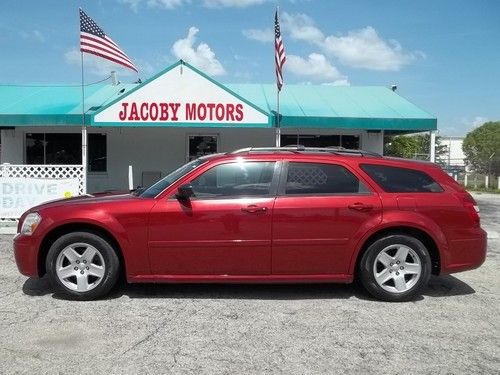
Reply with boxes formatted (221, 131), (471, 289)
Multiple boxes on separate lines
(429, 130), (436, 163)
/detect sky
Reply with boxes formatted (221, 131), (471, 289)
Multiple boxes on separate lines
(0, 0), (499, 136)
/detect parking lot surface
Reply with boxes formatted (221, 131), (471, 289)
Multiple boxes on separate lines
(0, 193), (499, 374)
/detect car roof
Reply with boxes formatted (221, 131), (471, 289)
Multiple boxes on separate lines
(208, 147), (441, 171)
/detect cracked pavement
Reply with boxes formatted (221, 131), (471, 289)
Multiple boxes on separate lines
(0, 193), (499, 374)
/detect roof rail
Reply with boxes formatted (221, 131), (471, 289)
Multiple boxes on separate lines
(230, 146), (381, 157)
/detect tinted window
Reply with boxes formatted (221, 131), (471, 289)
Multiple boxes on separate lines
(88, 134), (107, 172)
(191, 162), (275, 198)
(280, 134), (359, 149)
(26, 133), (107, 172)
(26, 133), (81, 165)
(361, 164), (443, 193)
(285, 163), (369, 195)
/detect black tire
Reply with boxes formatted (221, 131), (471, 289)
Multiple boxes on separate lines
(46, 232), (120, 300)
(358, 234), (431, 302)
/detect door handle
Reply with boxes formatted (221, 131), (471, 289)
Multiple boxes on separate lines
(241, 205), (268, 213)
(348, 202), (374, 211)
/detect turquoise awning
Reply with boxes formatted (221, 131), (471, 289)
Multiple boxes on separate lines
(0, 61), (436, 131)
(226, 84), (436, 130)
(0, 82), (136, 126)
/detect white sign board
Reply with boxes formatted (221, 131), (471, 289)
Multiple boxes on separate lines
(0, 177), (79, 218)
(92, 62), (270, 127)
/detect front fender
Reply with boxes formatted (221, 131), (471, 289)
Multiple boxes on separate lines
(35, 205), (150, 277)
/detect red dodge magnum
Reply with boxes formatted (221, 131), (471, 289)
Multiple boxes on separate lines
(14, 147), (487, 301)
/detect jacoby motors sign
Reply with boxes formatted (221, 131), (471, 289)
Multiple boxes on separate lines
(92, 62), (270, 127)
(118, 102), (245, 122)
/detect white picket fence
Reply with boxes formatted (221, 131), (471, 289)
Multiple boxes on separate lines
(0, 164), (86, 195)
(0, 164), (85, 225)
(453, 173), (500, 190)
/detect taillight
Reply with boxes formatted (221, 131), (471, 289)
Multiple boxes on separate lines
(456, 192), (480, 227)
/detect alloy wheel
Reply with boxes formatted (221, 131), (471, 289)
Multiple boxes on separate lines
(373, 244), (422, 294)
(55, 242), (105, 292)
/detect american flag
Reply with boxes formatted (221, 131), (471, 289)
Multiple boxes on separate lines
(274, 9), (286, 91)
(79, 8), (138, 72)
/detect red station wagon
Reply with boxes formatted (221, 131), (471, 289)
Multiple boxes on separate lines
(14, 147), (487, 301)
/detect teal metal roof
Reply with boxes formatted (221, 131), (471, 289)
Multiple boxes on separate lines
(0, 82), (136, 126)
(0, 63), (436, 131)
(226, 84), (436, 130)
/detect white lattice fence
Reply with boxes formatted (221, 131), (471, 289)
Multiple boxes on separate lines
(0, 164), (86, 195)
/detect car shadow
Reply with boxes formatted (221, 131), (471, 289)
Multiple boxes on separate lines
(424, 275), (476, 297)
(22, 274), (475, 302)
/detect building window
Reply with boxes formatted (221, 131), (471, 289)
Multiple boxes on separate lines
(25, 133), (107, 172)
(187, 135), (218, 161)
(88, 134), (107, 172)
(281, 134), (359, 149)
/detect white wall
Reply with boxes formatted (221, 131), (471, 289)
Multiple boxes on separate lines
(1, 126), (383, 193)
(1, 128), (24, 163)
(361, 131), (384, 154)
(441, 136), (465, 166)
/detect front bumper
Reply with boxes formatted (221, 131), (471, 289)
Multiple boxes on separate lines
(13, 233), (40, 278)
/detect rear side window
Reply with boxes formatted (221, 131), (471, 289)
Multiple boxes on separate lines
(361, 164), (443, 193)
(284, 162), (369, 195)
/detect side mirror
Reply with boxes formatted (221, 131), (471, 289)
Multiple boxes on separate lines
(176, 184), (194, 200)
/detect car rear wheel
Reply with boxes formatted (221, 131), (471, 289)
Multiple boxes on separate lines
(46, 232), (120, 300)
(359, 234), (431, 302)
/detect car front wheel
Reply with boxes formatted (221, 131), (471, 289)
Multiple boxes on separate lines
(46, 232), (120, 300)
(359, 234), (431, 302)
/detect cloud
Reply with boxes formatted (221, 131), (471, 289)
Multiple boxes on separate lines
(242, 28), (273, 43)
(119, 0), (265, 10)
(286, 53), (348, 85)
(277, 12), (422, 71)
(65, 48), (136, 77)
(243, 12), (324, 45)
(321, 79), (350, 87)
(20, 29), (45, 43)
(118, 0), (189, 11)
(202, 0), (267, 8)
(147, 0), (189, 9)
(118, 0), (143, 12)
(463, 116), (489, 129)
(281, 12), (324, 44)
(323, 26), (420, 71)
(453, 116), (489, 135)
(471, 116), (488, 128)
(171, 27), (225, 76)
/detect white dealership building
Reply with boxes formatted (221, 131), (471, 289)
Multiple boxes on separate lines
(0, 60), (437, 196)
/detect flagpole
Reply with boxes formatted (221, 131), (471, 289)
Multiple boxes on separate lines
(274, 5), (284, 147)
(276, 90), (281, 147)
(81, 51), (87, 194)
(275, 5), (280, 148)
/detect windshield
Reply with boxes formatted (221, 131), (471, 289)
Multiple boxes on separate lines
(138, 158), (208, 198)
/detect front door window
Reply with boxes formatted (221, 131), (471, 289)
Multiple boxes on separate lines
(190, 161), (276, 198)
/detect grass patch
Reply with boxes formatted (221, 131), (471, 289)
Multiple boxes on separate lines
(466, 187), (500, 194)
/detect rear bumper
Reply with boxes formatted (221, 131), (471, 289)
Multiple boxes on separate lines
(441, 228), (487, 274)
(13, 233), (40, 278)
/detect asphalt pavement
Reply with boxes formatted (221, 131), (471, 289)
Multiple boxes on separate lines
(0, 194), (498, 374)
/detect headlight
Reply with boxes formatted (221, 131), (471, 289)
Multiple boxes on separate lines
(20, 213), (41, 235)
